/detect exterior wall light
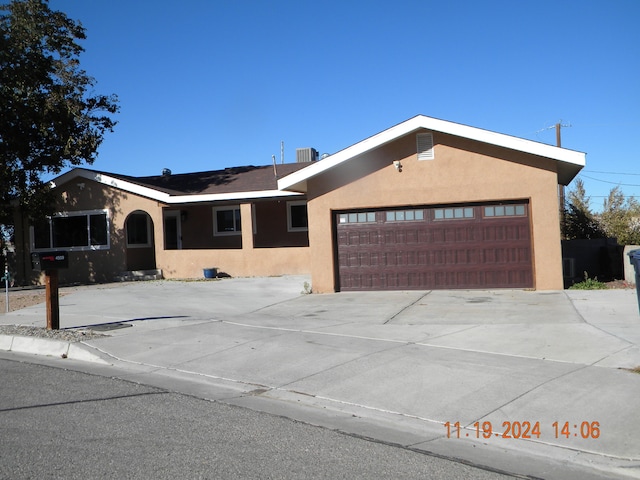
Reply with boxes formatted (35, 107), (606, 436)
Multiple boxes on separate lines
(393, 160), (402, 172)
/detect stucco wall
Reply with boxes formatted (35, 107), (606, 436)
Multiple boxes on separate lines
(157, 246), (311, 279)
(19, 178), (311, 285)
(306, 130), (563, 293)
(254, 200), (309, 247)
(155, 202), (311, 279)
(51, 179), (164, 284)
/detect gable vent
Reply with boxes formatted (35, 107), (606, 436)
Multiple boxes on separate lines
(417, 132), (434, 160)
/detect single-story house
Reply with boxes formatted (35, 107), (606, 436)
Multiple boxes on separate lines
(12, 115), (585, 292)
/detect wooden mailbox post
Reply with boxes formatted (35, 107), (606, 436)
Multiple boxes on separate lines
(31, 252), (68, 330)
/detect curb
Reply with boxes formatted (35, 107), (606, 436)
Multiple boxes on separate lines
(0, 334), (110, 365)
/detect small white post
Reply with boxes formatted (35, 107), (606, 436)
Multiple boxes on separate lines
(3, 252), (8, 313)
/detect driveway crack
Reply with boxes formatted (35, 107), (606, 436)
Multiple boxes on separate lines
(276, 341), (410, 390)
(470, 363), (590, 426)
(384, 291), (432, 324)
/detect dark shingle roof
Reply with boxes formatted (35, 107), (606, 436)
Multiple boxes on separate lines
(93, 163), (313, 196)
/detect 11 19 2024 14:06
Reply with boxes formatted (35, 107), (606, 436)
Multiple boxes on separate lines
(444, 420), (600, 440)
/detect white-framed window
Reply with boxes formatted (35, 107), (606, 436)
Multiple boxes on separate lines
(213, 206), (241, 236)
(417, 132), (434, 160)
(126, 211), (151, 248)
(287, 201), (308, 232)
(31, 209), (110, 251)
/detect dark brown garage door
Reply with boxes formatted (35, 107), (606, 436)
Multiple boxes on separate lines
(336, 203), (533, 291)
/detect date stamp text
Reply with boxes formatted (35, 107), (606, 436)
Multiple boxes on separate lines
(444, 421), (600, 440)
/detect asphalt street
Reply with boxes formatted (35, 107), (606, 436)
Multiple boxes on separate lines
(0, 356), (513, 480)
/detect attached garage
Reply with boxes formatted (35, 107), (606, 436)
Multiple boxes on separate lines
(336, 202), (533, 291)
(278, 115), (586, 293)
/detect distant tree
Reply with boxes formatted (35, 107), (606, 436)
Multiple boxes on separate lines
(599, 186), (640, 245)
(563, 178), (605, 240)
(0, 0), (118, 227)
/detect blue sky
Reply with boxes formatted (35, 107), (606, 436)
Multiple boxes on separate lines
(45, 0), (639, 211)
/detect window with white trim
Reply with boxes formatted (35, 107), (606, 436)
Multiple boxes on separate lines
(31, 210), (110, 251)
(287, 201), (308, 232)
(213, 206), (241, 236)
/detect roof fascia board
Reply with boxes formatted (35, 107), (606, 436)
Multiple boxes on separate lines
(278, 115), (586, 191)
(52, 169), (171, 201)
(278, 117), (423, 191)
(165, 190), (302, 204)
(51, 168), (302, 204)
(434, 117), (585, 164)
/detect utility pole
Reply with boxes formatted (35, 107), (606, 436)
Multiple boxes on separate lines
(554, 122), (571, 236)
(557, 123), (565, 232)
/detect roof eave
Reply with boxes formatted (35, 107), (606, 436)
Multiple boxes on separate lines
(165, 190), (302, 204)
(52, 168), (303, 204)
(558, 162), (585, 186)
(52, 169), (171, 202)
(278, 115), (586, 192)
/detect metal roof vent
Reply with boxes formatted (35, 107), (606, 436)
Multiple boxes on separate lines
(162, 168), (172, 176)
(296, 147), (319, 163)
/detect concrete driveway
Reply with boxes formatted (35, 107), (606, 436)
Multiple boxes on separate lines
(2, 276), (640, 479)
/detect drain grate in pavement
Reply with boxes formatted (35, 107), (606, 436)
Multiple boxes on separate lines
(90, 323), (133, 332)
(466, 297), (492, 303)
(247, 388), (270, 396)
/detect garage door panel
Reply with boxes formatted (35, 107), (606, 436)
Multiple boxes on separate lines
(337, 204), (533, 291)
(482, 224), (529, 242)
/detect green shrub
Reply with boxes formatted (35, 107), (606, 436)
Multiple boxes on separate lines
(569, 272), (608, 290)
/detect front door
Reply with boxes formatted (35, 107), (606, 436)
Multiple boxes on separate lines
(125, 211), (156, 270)
(163, 211), (182, 250)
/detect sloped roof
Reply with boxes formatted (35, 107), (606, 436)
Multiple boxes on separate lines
(278, 115), (586, 192)
(53, 163), (311, 204)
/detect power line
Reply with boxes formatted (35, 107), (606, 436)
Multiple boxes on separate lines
(588, 195), (640, 198)
(582, 169), (640, 176)
(578, 174), (640, 187)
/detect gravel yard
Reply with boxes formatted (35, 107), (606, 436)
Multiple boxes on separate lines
(0, 288), (47, 312)
(0, 287), (107, 341)
(0, 324), (106, 341)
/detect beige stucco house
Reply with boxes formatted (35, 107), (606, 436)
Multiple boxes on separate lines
(13, 115), (585, 292)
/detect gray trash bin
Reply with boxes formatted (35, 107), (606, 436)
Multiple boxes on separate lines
(628, 249), (640, 315)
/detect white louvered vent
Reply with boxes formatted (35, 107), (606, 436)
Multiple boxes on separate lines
(417, 132), (434, 160)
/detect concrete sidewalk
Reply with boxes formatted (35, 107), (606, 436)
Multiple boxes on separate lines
(1, 276), (640, 479)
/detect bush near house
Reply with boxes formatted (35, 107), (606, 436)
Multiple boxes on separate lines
(568, 272), (608, 290)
